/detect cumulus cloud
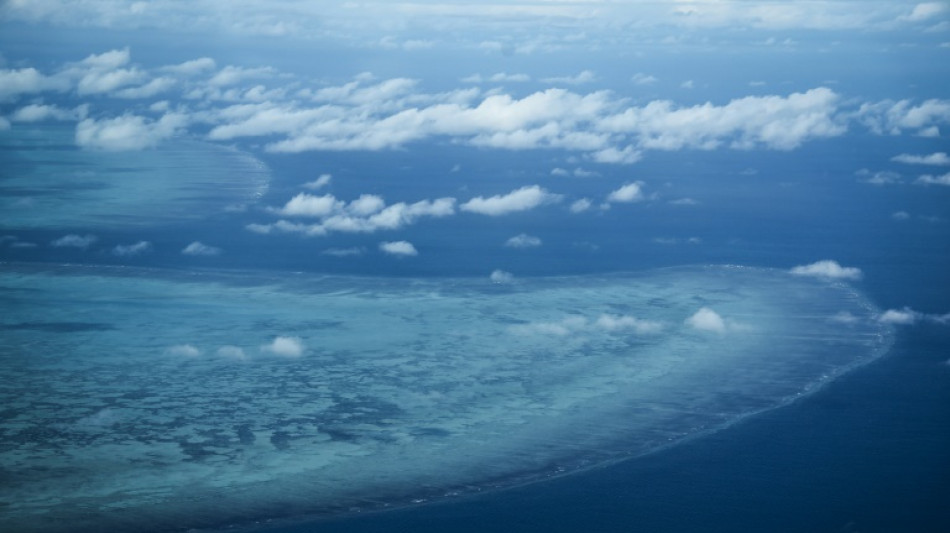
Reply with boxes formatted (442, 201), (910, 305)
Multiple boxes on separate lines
(303, 173), (332, 190)
(0, 67), (68, 102)
(878, 307), (950, 325)
(182, 241), (222, 256)
(166, 344), (201, 357)
(631, 73), (658, 85)
(216, 345), (247, 359)
(513, 313), (663, 337)
(461, 185), (561, 216)
(112, 241), (152, 256)
(915, 172), (950, 186)
(11, 103), (85, 122)
(606, 182), (645, 203)
(542, 70), (596, 85)
(379, 240), (418, 256)
(857, 98), (950, 136)
(50, 234), (97, 249)
(75, 113), (187, 150)
(505, 233), (542, 248)
(322, 247), (366, 257)
(570, 198), (592, 213)
(790, 260), (862, 280)
(261, 336), (305, 357)
(892, 152), (950, 165)
(490, 269), (514, 283)
(162, 57), (216, 76)
(256, 193), (455, 237)
(685, 307), (727, 333)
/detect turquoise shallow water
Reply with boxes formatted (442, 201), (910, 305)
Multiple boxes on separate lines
(0, 263), (892, 533)
(0, 125), (269, 229)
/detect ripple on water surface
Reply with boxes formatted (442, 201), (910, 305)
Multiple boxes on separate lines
(0, 264), (893, 532)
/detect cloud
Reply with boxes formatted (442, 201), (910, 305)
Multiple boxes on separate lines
(166, 344), (201, 357)
(891, 152), (950, 165)
(915, 172), (950, 186)
(216, 345), (247, 359)
(261, 336), (305, 357)
(685, 307), (727, 333)
(490, 269), (514, 283)
(461, 185), (561, 216)
(276, 193), (344, 217)
(322, 247), (366, 257)
(542, 70), (596, 85)
(857, 98), (950, 136)
(599, 87), (845, 151)
(50, 234), (97, 249)
(0, 67), (68, 102)
(379, 240), (418, 256)
(182, 241), (222, 256)
(878, 307), (950, 325)
(505, 233), (542, 248)
(892, 211), (911, 221)
(463, 72), (531, 83)
(631, 73), (658, 85)
(112, 241), (152, 256)
(11, 103), (85, 122)
(570, 198), (592, 213)
(899, 2), (948, 22)
(595, 314), (664, 334)
(162, 57), (217, 76)
(75, 113), (188, 150)
(303, 174), (332, 190)
(606, 182), (645, 203)
(209, 65), (276, 87)
(790, 260), (862, 280)
(513, 313), (663, 337)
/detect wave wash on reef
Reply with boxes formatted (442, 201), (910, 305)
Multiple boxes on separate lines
(0, 264), (892, 532)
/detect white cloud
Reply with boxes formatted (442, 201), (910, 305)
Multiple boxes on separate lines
(209, 65), (275, 87)
(303, 174), (332, 190)
(891, 152), (950, 165)
(261, 336), (305, 357)
(899, 2), (948, 22)
(600, 87), (845, 151)
(857, 98), (950, 136)
(878, 307), (950, 325)
(166, 344), (201, 357)
(161, 57), (217, 76)
(631, 73), (658, 85)
(878, 308), (920, 325)
(50, 234), (97, 249)
(216, 345), (247, 359)
(461, 185), (560, 216)
(113, 77), (176, 99)
(182, 241), (222, 256)
(112, 241), (152, 256)
(11, 103), (84, 122)
(790, 260), (862, 280)
(542, 70), (596, 85)
(606, 182), (645, 203)
(892, 211), (911, 221)
(0, 67), (69, 102)
(276, 193), (344, 217)
(379, 240), (418, 256)
(570, 198), (592, 213)
(490, 269), (514, 283)
(685, 307), (727, 333)
(75, 113), (187, 150)
(505, 233), (542, 248)
(322, 247), (366, 257)
(595, 314), (663, 334)
(513, 313), (663, 337)
(916, 172), (950, 186)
